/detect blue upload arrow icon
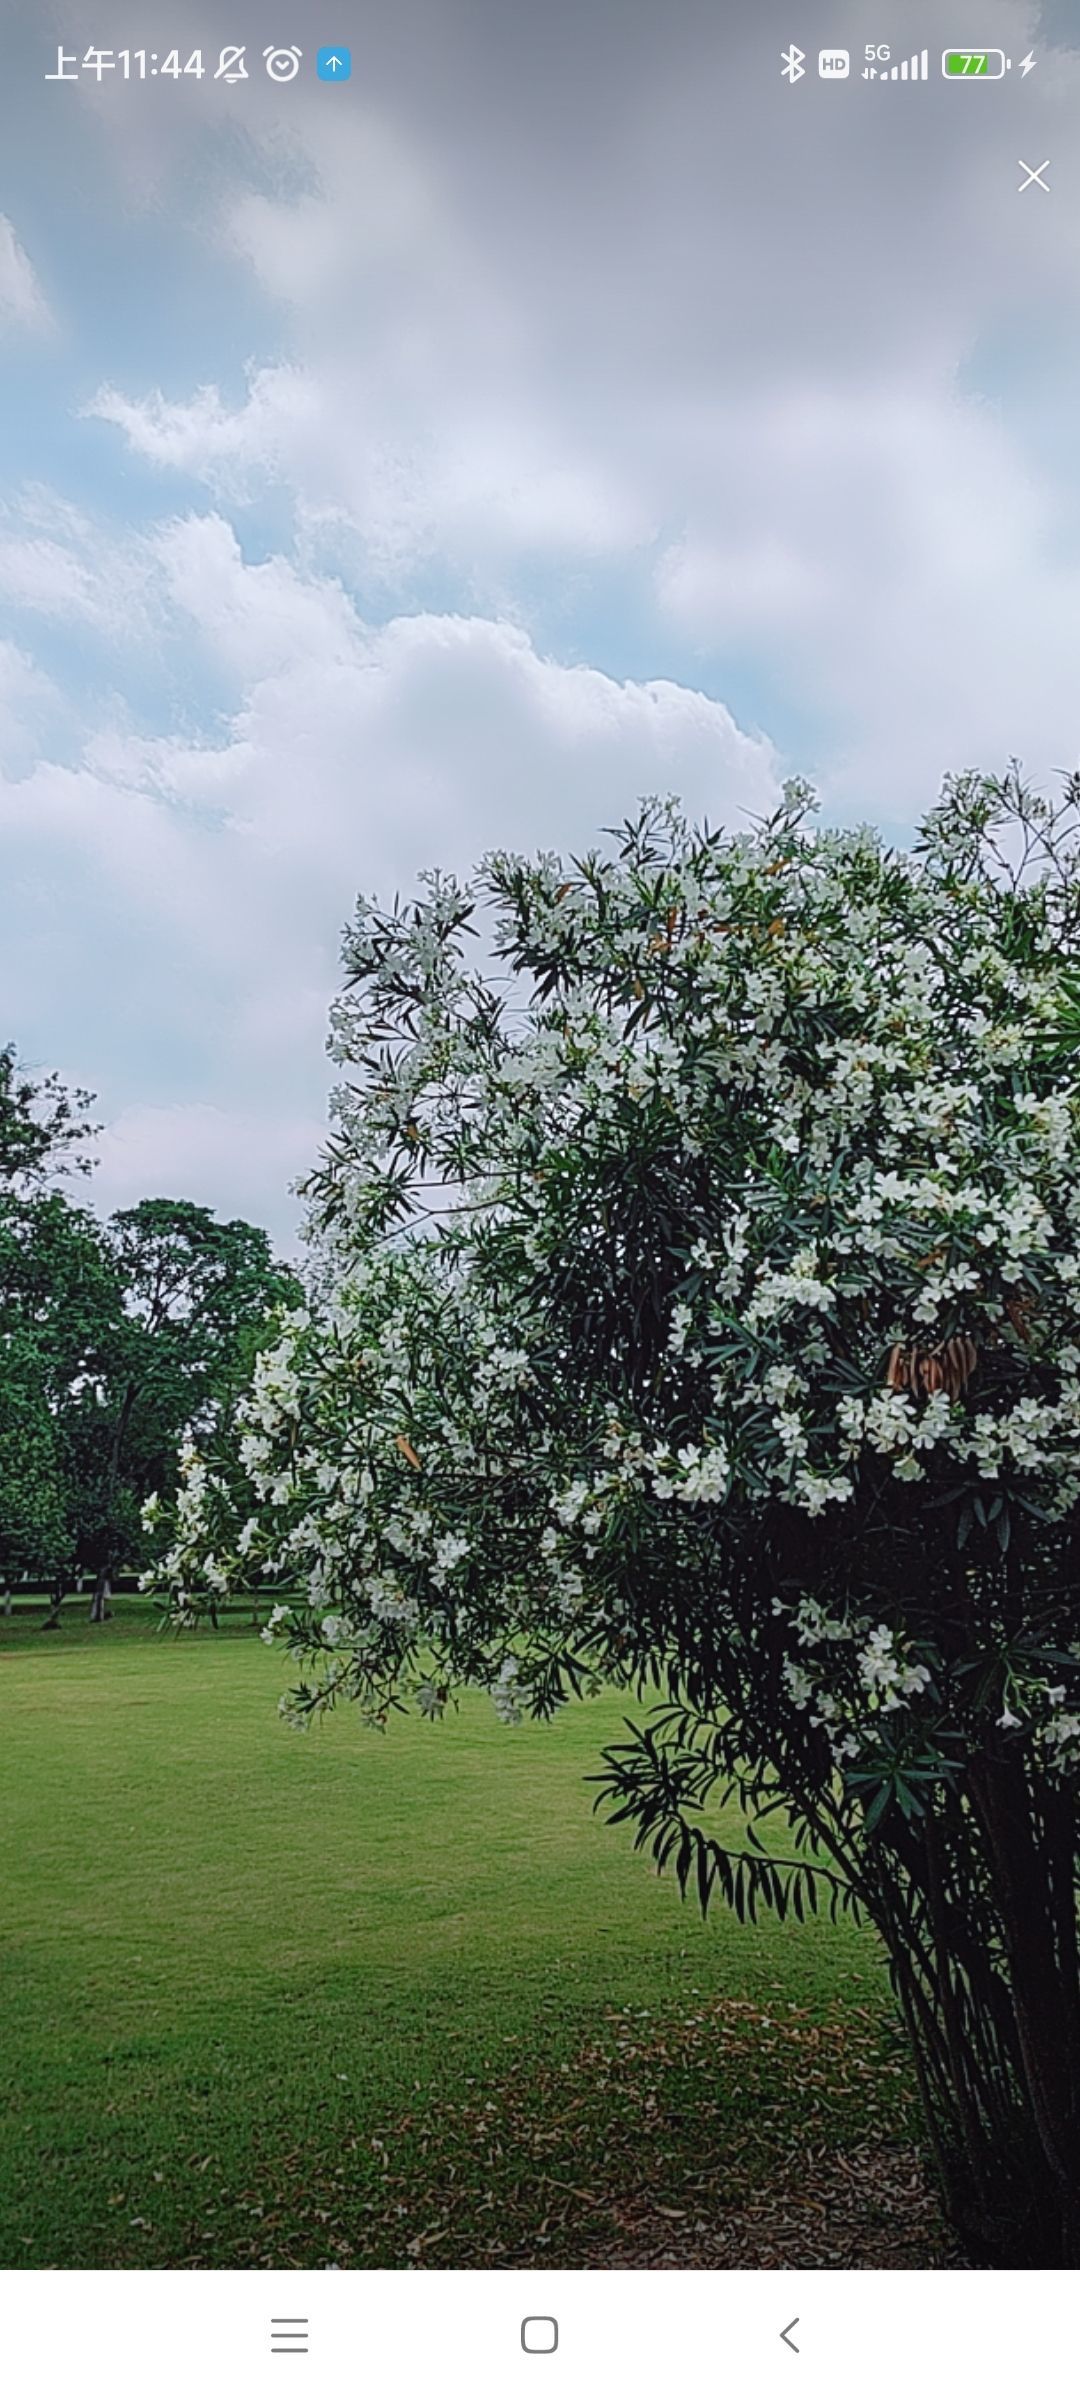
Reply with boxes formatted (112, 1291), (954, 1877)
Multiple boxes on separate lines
(317, 46), (351, 79)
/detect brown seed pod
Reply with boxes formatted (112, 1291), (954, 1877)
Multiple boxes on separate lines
(941, 1335), (977, 1396)
(884, 1336), (977, 1401)
(1006, 1294), (1034, 1343)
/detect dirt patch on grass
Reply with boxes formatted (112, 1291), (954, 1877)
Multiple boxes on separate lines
(589, 2137), (958, 2267)
(282, 1993), (960, 2270)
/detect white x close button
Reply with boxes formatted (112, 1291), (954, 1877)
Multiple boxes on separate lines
(1018, 158), (1050, 192)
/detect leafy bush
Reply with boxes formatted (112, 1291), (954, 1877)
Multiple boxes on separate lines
(159, 769), (1080, 2263)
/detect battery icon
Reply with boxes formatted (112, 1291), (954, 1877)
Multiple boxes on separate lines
(942, 48), (1008, 76)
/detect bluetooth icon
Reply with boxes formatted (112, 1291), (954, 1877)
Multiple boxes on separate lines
(780, 44), (806, 81)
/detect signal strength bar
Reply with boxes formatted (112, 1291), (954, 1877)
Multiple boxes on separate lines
(886, 47), (929, 79)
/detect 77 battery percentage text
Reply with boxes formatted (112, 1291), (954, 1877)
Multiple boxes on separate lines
(941, 47), (1035, 76)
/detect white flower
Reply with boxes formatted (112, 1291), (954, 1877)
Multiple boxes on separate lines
(490, 1656), (525, 1726)
(431, 1531), (469, 1584)
(668, 1302), (693, 1357)
(857, 1626), (931, 1712)
(783, 1661), (814, 1710)
(792, 1469), (853, 1516)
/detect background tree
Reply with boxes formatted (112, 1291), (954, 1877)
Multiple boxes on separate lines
(155, 771), (1080, 2265)
(0, 1042), (97, 1190)
(0, 1182), (124, 1621)
(0, 1334), (68, 1612)
(0, 1048), (109, 1618)
(0, 1046), (298, 1621)
(86, 1199), (303, 1620)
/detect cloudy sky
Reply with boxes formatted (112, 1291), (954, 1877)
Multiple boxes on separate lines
(1, 0), (1078, 1243)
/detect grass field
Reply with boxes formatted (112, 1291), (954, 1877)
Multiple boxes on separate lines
(0, 1603), (945, 2268)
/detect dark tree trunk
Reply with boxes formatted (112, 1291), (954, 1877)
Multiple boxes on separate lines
(89, 1567), (112, 1624)
(869, 1763), (1080, 2267)
(89, 1374), (138, 1625)
(40, 1574), (66, 1630)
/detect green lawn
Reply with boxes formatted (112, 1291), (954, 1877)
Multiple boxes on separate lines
(0, 1603), (937, 2268)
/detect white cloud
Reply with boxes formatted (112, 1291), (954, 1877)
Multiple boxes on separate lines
(1, 523), (778, 1233)
(0, 641), (58, 770)
(0, 532), (145, 634)
(0, 491), (163, 637)
(0, 217), (51, 336)
(92, 1102), (324, 1251)
(87, 375), (297, 494)
(87, 359), (650, 584)
(655, 381), (1080, 817)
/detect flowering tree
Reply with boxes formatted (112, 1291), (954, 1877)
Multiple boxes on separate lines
(155, 770), (1080, 2265)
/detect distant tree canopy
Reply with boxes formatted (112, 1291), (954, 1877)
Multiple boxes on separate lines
(0, 1046), (300, 1617)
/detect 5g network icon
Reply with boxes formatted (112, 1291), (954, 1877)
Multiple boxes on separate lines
(263, 44), (302, 80)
